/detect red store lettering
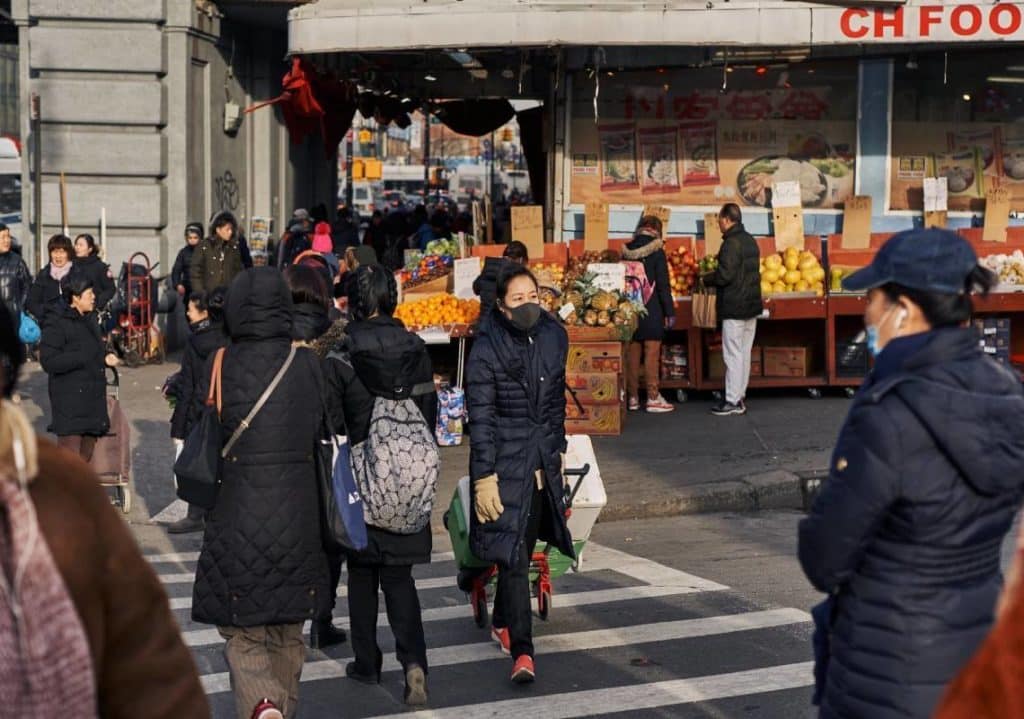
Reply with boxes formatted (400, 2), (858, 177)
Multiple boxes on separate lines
(841, 4), (1024, 39)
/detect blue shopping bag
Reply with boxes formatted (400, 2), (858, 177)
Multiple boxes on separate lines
(19, 313), (40, 344)
(330, 438), (368, 551)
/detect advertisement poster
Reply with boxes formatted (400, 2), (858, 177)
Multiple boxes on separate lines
(638, 127), (681, 194)
(598, 124), (639, 190)
(572, 119), (856, 209)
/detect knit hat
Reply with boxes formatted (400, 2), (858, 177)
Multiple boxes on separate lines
(184, 222), (204, 239)
(293, 208), (310, 221)
(312, 221), (333, 253)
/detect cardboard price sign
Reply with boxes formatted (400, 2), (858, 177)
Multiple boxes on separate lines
(588, 263), (626, 293)
(511, 205), (544, 258)
(773, 206), (804, 251)
(924, 210), (948, 229)
(641, 205), (671, 231)
(453, 257), (482, 299)
(704, 213), (723, 256)
(842, 196), (872, 250)
(984, 187), (1011, 244)
(584, 200), (609, 252)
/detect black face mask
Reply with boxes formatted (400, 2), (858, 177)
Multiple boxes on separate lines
(505, 302), (542, 332)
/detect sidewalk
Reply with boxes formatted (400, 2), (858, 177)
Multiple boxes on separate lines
(15, 360), (847, 530)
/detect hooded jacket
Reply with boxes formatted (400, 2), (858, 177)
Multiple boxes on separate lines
(39, 305), (109, 437)
(706, 223), (762, 321)
(189, 212), (245, 294)
(799, 327), (1024, 719)
(622, 233), (674, 341)
(191, 268), (330, 627)
(169, 318), (229, 440)
(171, 244), (197, 297)
(466, 309), (574, 567)
(322, 315), (436, 565)
(26, 264), (68, 324)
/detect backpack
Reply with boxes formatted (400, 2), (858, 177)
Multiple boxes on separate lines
(623, 260), (656, 306)
(331, 350), (439, 534)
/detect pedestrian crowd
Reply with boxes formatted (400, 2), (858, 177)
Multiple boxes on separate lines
(4, 202), (1024, 719)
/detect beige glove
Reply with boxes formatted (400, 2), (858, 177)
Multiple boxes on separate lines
(474, 475), (504, 523)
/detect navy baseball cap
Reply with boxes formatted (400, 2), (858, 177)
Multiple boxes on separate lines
(841, 228), (979, 294)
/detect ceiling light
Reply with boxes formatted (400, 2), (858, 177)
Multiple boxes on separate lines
(755, 65), (768, 76)
(906, 55), (918, 70)
(1005, 66), (1024, 72)
(988, 75), (1024, 84)
(962, 93), (972, 102)
(424, 74), (437, 82)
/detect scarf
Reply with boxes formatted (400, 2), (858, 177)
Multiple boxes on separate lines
(0, 400), (97, 717)
(48, 262), (72, 283)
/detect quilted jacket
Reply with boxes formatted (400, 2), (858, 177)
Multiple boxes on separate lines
(322, 315), (436, 566)
(799, 328), (1024, 719)
(191, 267), (330, 628)
(466, 308), (573, 567)
(39, 304), (109, 437)
(169, 319), (229, 440)
(0, 250), (31, 326)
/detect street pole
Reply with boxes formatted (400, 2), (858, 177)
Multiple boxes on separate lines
(489, 129), (496, 203)
(31, 92), (42, 271)
(344, 130), (353, 211)
(422, 107), (430, 203)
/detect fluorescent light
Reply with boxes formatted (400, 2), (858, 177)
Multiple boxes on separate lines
(424, 74), (437, 82)
(988, 75), (1024, 84)
(1006, 66), (1024, 72)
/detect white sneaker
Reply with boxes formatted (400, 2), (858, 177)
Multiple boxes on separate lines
(645, 394), (674, 413)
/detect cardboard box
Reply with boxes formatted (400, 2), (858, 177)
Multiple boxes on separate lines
(567, 342), (623, 373)
(566, 372), (621, 405)
(707, 347), (760, 379)
(565, 403), (624, 436)
(763, 346), (814, 377)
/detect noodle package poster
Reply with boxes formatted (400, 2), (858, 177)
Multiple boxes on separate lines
(680, 122), (720, 186)
(638, 127), (681, 194)
(598, 124), (639, 190)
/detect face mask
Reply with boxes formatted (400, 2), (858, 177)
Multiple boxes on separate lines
(865, 305), (906, 358)
(506, 302), (542, 331)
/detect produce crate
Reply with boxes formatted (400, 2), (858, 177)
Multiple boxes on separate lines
(403, 273), (453, 298)
(836, 340), (869, 377)
(566, 372), (621, 405)
(567, 342), (623, 373)
(565, 403), (624, 436)
(705, 346), (760, 379)
(763, 346), (815, 378)
(973, 316), (1012, 364)
(566, 325), (624, 343)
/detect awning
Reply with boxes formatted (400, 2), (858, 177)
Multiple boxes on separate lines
(289, 0), (1024, 53)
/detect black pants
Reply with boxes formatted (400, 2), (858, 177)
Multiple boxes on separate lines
(347, 561), (428, 673)
(493, 486), (545, 659)
(319, 550), (344, 621)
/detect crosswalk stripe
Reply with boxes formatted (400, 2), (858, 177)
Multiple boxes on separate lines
(148, 550), (456, 567)
(363, 661), (815, 719)
(199, 608), (810, 694)
(168, 574), (459, 610)
(181, 581), (728, 648)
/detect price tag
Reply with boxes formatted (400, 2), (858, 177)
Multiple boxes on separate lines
(924, 177), (948, 212)
(772, 181), (802, 209)
(984, 186), (1011, 243)
(641, 205), (671, 230)
(842, 196), (872, 250)
(511, 205), (544, 258)
(773, 207), (804, 251)
(588, 263), (626, 293)
(453, 257), (482, 299)
(704, 213), (723, 256)
(584, 200), (609, 252)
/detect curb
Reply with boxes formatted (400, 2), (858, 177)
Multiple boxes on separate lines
(597, 469), (810, 523)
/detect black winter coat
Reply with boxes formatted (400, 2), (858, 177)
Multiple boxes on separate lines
(26, 265), (68, 324)
(472, 257), (511, 323)
(799, 328), (1024, 719)
(190, 237), (244, 296)
(169, 320), (229, 440)
(39, 305), (109, 437)
(0, 250), (31, 326)
(192, 268), (329, 628)
(71, 254), (116, 311)
(323, 315), (436, 566)
(171, 244), (196, 297)
(622, 235), (674, 341)
(707, 223), (762, 321)
(291, 302), (331, 344)
(466, 309), (573, 567)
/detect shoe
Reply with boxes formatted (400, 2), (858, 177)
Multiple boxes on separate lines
(628, 396), (641, 411)
(164, 515), (204, 534)
(404, 664), (428, 706)
(250, 699), (283, 719)
(491, 626), (511, 655)
(510, 655), (535, 684)
(710, 401), (747, 416)
(309, 619), (347, 650)
(345, 660), (382, 685)
(645, 394), (674, 413)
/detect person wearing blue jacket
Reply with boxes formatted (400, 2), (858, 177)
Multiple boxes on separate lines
(798, 228), (1024, 719)
(465, 264), (574, 685)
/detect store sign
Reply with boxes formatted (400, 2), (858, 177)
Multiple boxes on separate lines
(626, 88), (831, 122)
(814, 4), (1024, 43)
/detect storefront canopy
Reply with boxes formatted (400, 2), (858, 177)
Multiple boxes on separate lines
(289, 0), (1024, 53)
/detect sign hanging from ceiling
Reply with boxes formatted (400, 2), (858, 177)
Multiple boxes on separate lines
(815, 4), (1024, 44)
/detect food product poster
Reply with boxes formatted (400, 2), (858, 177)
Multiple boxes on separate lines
(638, 127), (681, 195)
(598, 124), (639, 191)
(572, 120), (856, 209)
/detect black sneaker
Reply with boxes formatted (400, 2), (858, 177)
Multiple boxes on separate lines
(710, 401), (747, 416)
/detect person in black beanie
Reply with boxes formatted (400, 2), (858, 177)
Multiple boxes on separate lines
(172, 223), (204, 300)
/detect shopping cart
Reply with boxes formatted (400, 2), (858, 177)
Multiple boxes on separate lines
(444, 445), (605, 626)
(91, 366), (132, 513)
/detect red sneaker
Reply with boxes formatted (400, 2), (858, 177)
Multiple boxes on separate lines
(511, 655), (535, 684)
(251, 699), (283, 719)
(491, 626), (511, 655)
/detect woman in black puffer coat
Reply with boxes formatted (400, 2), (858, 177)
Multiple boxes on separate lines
(799, 229), (1024, 719)
(72, 234), (116, 313)
(191, 267), (329, 719)
(322, 264), (435, 707)
(466, 264), (573, 685)
(39, 275), (116, 460)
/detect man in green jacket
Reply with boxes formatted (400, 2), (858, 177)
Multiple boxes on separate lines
(190, 213), (244, 294)
(705, 203), (762, 416)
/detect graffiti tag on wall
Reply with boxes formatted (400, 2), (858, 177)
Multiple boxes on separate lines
(214, 170), (239, 212)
